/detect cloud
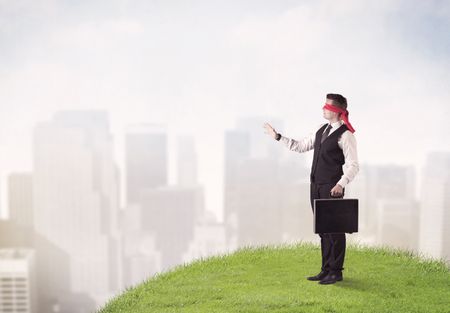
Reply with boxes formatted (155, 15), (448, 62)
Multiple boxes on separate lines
(52, 19), (144, 47)
(221, 0), (449, 167)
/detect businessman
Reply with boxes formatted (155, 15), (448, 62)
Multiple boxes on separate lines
(263, 93), (359, 285)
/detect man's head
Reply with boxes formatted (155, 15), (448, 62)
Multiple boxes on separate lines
(323, 93), (347, 121)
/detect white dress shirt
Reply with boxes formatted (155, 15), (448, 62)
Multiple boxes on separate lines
(279, 120), (359, 188)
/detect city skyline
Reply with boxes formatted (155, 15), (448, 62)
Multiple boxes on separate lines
(1, 110), (447, 223)
(0, 109), (445, 221)
(1, 110), (448, 254)
(0, 109), (448, 312)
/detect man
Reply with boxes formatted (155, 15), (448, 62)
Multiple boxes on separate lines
(263, 93), (359, 285)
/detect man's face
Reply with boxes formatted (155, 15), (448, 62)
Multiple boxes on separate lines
(323, 98), (339, 120)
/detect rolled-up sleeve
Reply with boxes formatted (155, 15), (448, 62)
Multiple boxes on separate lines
(337, 132), (359, 188)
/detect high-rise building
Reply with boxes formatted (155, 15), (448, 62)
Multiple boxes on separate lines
(236, 116), (283, 160)
(125, 124), (168, 205)
(176, 135), (198, 187)
(139, 186), (197, 271)
(223, 117), (310, 248)
(359, 164), (416, 241)
(377, 199), (420, 251)
(0, 249), (36, 313)
(0, 219), (78, 313)
(8, 173), (33, 229)
(223, 129), (250, 248)
(419, 151), (450, 263)
(119, 202), (161, 288)
(32, 111), (121, 306)
(182, 211), (226, 262)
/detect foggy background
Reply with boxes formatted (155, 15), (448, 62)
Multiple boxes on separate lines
(0, 0), (449, 312)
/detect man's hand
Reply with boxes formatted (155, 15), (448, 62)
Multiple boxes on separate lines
(263, 122), (277, 139)
(330, 184), (344, 197)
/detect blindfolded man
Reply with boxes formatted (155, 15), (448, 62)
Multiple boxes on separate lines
(263, 93), (359, 285)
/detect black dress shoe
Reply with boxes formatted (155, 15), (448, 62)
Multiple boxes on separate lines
(307, 270), (329, 281)
(318, 272), (343, 285)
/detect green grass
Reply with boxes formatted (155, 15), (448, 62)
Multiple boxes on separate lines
(97, 241), (450, 313)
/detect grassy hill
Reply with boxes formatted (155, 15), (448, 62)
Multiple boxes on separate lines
(97, 241), (450, 313)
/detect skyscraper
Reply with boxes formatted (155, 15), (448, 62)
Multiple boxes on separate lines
(0, 248), (37, 313)
(32, 111), (121, 306)
(419, 151), (450, 262)
(139, 186), (197, 271)
(223, 128), (250, 248)
(125, 124), (168, 205)
(359, 164), (416, 243)
(177, 135), (198, 187)
(224, 117), (310, 248)
(8, 173), (33, 229)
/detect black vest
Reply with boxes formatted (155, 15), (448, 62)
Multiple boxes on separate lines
(310, 123), (348, 184)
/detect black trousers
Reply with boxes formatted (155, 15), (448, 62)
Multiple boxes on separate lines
(310, 182), (346, 273)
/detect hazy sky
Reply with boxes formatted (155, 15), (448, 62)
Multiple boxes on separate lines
(1, 0), (449, 220)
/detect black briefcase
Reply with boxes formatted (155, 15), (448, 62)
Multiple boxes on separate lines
(313, 198), (358, 234)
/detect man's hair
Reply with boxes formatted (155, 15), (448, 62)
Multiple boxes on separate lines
(326, 93), (347, 110)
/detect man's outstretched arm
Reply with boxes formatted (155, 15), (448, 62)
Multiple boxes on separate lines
(278, 133), (315, 153)
(263, 122), (323, 153)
